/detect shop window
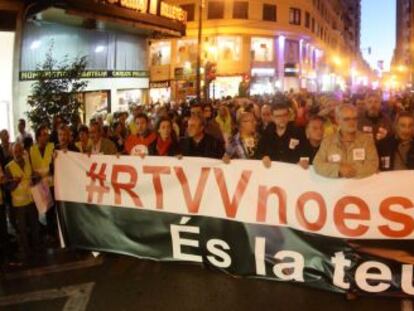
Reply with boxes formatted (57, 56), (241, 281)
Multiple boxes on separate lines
(289, 8), (301, 25)
(150, 41), (171, 66)
(216, 36), (241, 61)
(233, 1), (248, 19)
(251, 37), (273, 62)
(263, 4), (277, 22)
(176, 39), (198, 67)
(305, 11), (310, 28)
(208, 1), (225, 19)
(181, 4), (195, 22)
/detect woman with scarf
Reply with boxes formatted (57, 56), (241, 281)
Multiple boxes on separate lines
(149, 117), (180, 156)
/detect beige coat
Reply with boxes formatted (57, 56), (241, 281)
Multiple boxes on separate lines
(313, 131), (379, 178)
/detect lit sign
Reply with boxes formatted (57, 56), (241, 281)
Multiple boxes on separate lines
(106, 0), (148, 12)
(103, 0), (186, 23)
(160, 2), (187, 23)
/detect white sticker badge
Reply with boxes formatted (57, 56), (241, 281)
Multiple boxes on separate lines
(289, 138), (300, 150)
(353, 148), (366, 161)
(329, 154), (341, 163)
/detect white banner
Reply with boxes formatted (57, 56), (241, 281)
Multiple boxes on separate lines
(55, 152), (414, 240)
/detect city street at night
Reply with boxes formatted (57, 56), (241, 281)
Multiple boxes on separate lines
(0, 251), (410, 311)
(1, 0), (414, 310)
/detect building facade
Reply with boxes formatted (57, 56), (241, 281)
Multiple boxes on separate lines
(393, 0), (414, 85)
(149, 0), (367, 103)
(0, 0), (186, 135)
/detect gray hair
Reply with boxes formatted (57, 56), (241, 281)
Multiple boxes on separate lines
(335, 104), (357, 120)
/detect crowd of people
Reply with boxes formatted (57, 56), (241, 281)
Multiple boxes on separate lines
(1, 89), (414, 266)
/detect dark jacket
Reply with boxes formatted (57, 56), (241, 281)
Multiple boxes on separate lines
(180, 133), (224, 159)
(377, 136), (414, 171)
(256, 123), (305, 164)
(296, 139), (320, 165)
(148, 138), (181, 156)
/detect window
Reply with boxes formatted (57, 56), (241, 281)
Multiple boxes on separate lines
(305, 12), (310, 28)
(181, 4), (195, 22)
(289, 8), (301, 25)
(263, 4), (277, 22)
(251, 37), (273, 62)
(311, 17), (315, 32)
(233, 1), (248, 19)
(208, 1), (225, 19)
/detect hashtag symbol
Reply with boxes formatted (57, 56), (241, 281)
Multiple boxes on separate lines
(86, 162), (110, 204)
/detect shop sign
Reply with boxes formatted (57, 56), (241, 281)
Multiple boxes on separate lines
(149, 81), (170, 88)
(104, 0), (186, 23)
(105, 0), (148, 12)
(19, 70), (149, 81)
(160, 2), (187, 23)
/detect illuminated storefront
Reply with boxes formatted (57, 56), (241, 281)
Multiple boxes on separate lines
(13, 0), (186, 125)
(210, 76), (243, 99)
(0, 31), (15, 136)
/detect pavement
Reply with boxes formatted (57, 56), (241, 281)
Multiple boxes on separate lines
(0, 249), (411, 311)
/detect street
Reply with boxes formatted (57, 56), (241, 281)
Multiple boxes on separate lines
(0, 250), (410, 311)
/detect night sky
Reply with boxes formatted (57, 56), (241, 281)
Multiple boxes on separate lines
(361, 0), (396, 71)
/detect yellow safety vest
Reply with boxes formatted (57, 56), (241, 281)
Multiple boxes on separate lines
(30, 143), (54, 187)
(6, 158), (33, 207)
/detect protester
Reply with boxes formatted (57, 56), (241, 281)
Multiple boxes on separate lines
(0, 165), (8, 263)
(125, 113), (157, 156)
(149, 117), (180, 156)
(0, 129), (13, 168)
(257, 104), (273, 136)
(358, 92), (393, 141)
(215, 104), (233, 141)
(111, 121), (126, 153)
(297, 116), (325, 169)
(225, 111), (259, 160)
(30, 125), (54, 187)
(50, 115), (64, 145)
(313, 104), (379, 178)
(377, 112), (414, 171)
(6, 143), (40, 262)
(75, 125), (92, 153)
(203, 104), (224, 142)
(180, 115), (224, 159)
(56, 124), (79, 152)
(89, 122), (117, 155)
(257, 103), (304, 167)
(30, 125), (56, 239)
(15, 119), (33, 146)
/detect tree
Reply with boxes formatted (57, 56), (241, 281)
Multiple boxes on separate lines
(26, 45), (88, 130)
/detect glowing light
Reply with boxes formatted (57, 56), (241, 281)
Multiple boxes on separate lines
(30, 40), (41, 50)
(95, 45), (105, 53)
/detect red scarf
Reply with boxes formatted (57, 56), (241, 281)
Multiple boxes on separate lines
(156, 136), (172, 156)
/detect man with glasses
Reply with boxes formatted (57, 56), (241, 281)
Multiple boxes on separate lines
(377, 112), (414, 171)
(313, 104), (379, 178)
(257, 103), (304, 168)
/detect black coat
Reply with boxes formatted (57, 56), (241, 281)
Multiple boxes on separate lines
(148, 138), (181, 156)
(256, 123), (305, 164)
(180, 134), (224, 159)
(377, 136), (414, 171)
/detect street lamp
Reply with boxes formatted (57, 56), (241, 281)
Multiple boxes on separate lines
(195, 0), (205, 103)
(397, 65), (407, 73)
(332, 55), (342, 66)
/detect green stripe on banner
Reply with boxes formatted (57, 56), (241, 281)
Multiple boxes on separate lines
(58, 201), (414, 297)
